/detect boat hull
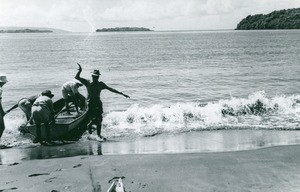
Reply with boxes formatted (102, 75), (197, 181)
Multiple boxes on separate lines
(25, 98), (89, 141)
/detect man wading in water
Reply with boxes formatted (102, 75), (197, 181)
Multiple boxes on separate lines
(75, 63), (130, 141)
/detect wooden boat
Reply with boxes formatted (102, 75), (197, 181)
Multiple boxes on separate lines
(25, 98), (89, 141)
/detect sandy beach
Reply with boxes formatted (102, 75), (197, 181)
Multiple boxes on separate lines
(1, 2), (300, 192)
(1, 145), (300, 192)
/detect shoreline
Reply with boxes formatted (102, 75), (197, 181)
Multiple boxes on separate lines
(1, 129), (300, 165)
(1, 145), (300, 191)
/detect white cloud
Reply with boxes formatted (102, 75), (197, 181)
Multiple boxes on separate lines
(0, 0), (299, 31)
(98, 0), (300, 21)
(0, 0), (97, 31)
(99, 0), (189, 21)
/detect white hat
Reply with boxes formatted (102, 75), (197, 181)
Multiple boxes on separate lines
(0, 76), (8, 83)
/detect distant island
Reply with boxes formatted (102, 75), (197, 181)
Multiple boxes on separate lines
(236, 8), (300, 30)
(96, 27), (152, 32)
(0, 28), (53, 33)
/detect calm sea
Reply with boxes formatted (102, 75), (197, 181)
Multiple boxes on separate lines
(1, 30), (300, 152)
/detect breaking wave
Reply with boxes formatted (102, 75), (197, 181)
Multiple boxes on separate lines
(0, 113), (34, 147)
(102, 91), (300, 138)
(2, 91), (300, 146)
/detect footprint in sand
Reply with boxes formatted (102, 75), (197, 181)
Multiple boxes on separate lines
(0, 187), (18, 191)
(28, 173), (50, 177)
(5, 180), (17, 185)
(45, 177), (57, 183)
(73, 164), (82, 168)
(55, 168), (66, 172)
(138, 183), (148, 189)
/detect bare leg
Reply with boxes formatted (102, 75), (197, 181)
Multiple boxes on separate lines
(26, 113), (31, 121)
(77, 93), (86, 110)
(28, 116), (34, 125)
(96, 116), (106, 140)
(33, 122), (41, 143)
(45, 122), (51, 142)
(65, 100), (71, 114)
(0, 115), (5, 138)
(87, 119), (94, 134)
(96, 116), (102, 137)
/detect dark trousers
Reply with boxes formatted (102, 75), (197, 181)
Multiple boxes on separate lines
(36, 122), (51, 141)
(88, 99), (103, 136)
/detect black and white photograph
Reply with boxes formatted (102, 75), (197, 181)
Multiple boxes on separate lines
(1, 0), (300, 191)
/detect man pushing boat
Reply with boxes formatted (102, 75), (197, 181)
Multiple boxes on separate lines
(31, 90), (55, 143)
(75, 63), (130, 141)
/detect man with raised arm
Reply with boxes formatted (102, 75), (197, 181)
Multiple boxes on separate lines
(75, 63), (130, 141)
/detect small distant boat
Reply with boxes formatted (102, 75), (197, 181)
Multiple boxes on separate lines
(25, 98), (89, 141)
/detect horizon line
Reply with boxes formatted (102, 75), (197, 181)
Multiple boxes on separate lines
(0, 26), (235, 33)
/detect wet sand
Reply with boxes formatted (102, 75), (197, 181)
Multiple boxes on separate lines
(2, 130), (300, 165)
(1, 145), (300, 192)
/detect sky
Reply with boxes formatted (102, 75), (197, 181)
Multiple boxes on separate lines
(0, 0), (300, 32)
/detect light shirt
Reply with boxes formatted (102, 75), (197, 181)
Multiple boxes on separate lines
(61, 80), (80, 95)
(32, 95), (54, 113)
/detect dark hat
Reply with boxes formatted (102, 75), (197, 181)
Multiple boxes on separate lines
(41, 90), (54, 98)
(91, 70), (101, 77)
(0, 75), (8, 83)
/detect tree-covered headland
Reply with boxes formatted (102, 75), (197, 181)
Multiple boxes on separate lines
(236, 8), (300, 30)
(0, 28), (53, 33)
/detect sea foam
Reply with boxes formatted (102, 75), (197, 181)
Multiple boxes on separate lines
(1, 91), (300, 144)
(102, 91), (300, 138)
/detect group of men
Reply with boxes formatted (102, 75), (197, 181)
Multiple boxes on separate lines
(0, 64), (130, 143)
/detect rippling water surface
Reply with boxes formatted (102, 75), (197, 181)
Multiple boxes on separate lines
(0, 30), (300, 151)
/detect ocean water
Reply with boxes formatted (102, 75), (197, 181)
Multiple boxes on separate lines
(0, 30), (300, 152)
